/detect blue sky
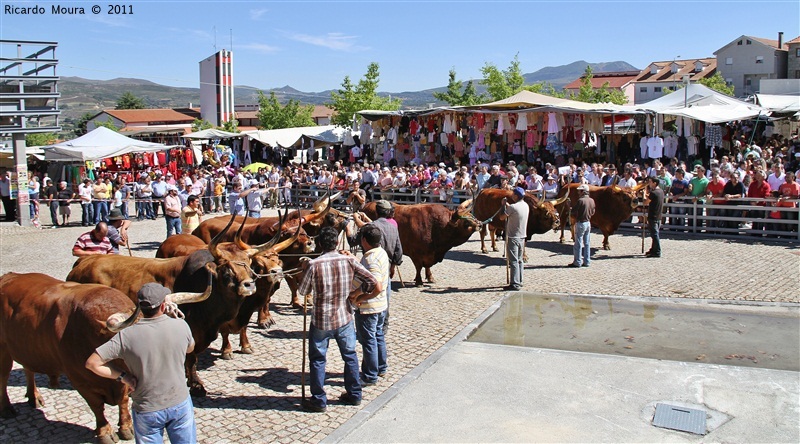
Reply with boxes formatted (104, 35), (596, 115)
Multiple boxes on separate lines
(1, 0), (798, 94)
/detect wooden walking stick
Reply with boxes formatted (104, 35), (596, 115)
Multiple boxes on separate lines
(505, 218), (510, 285)
(394, 265), (405, 288)
(641, 213), (647, 254)
(301, 291), (308, 404)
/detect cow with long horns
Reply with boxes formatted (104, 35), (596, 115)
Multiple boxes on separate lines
(362, 199), (481, 286)
(0, 273), (208, 443)
(66, 213), (259, 397)
(473, 188), (565, 259)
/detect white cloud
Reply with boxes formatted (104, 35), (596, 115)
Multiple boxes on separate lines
(285, 32), (369, 52)
(238, 43), (280, 54)
(250, 8), (269, 20)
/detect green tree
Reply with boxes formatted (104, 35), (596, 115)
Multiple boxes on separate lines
(115, 91), (146, 109)
(219, 118), (240, 133)
(74, 112), (95, 136)
(698, 72), (735, 96)
(328, 62), (401, 128)
(192, 118), (213, 132)
(570, 66), (628, 105)
(479, 54), (565, 101)
(25, 132), (58, 146)
(433, 68), (485, 106)
(257, 91), (315, 130)
(94, 117), (119, 132)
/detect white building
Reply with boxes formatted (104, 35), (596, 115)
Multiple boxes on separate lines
(631, 58), (718, 104)
(199, 50), (234, 127)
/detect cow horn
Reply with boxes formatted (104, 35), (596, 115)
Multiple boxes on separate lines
(612, 184), (622, 192)
(252, 209), (285, 254)
(303, 190), (334, 226)
(272, 211), (302, 253)
(209, 213), (236, 260)
(167, 273), (213, 305)
(633, 182), (648, 192)
(234, 211), (250, 251)
(106, 305), (142, 333)
(548, 194), (569, 206)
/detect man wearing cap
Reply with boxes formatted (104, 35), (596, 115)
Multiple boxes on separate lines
(502, 187), (529, 291)
(543, 174), (559, 199)
(164, 185), (183, 237)
(107, 208), (131, 254)
(568, 184), (595, 268)
(57, 181), (75, 227)
(86, 283), (196, 443)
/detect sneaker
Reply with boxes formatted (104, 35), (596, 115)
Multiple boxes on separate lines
(339, 393), (362, 406)
(377, 371), (387, 378)
(567, 263), (580, 268)
(739, 223), (752, 229)
(503, 285), (521, 291)
(645, 252), (661, 258)
(581, 263), (589, 267)
(360, 378), (377, 386)
(301, 399), (326, 413)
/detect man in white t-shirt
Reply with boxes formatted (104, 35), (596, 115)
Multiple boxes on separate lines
(78, 178), (94, 226)
(767, 163), (786, 192)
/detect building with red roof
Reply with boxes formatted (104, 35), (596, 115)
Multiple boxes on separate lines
(563, 70), (640, 104)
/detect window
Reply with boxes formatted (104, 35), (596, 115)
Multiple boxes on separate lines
(796, 48), (800, 57)
(795, 70), (800, 79)
(654, 87), (662, 93)
(745, 79), (752, 86)
(726, 78), (733, 85)
(737, 40), (742, 45)
(746, 39), (752, 45)
(756, 56), (764, 64)
(640, 87), (648, 93)
(725, 57), (733, 65)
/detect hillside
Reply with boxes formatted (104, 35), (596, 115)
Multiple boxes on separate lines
(56, 60), (638, 133)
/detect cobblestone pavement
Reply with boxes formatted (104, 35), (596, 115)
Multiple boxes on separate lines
(0, 210), (797, 443)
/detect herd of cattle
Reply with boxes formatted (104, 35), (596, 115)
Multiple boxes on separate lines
(0, 183), (645, 443)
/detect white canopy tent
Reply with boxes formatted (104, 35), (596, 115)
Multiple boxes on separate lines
(243, 125), (356, 148)
(754, 93), (800, 114)
(626, 84), (769, 123)
(42, 127), (178, 162)
(181, 128), (240, 140)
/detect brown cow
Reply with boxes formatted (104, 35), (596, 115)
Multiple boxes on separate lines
(473, 188), (566, 258)
(362, 200), (481, 286)
(192, 194), (338, 309)
(0, 273), (139, 443)
(555, 183), (647, 250)
(66, 214), (258, 397)
(156, 213), (297, 360)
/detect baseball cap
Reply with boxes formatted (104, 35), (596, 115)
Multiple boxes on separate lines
(513, 187), (525, 197)
(577, 184), (590, 192)
(375, 200), (392, 211)
(439, 162), (446, 168)
(137, 283), (170, 309)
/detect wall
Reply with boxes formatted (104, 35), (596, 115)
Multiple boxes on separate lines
(716, 39), (784, 96)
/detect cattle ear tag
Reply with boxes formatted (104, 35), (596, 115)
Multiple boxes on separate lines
(204, 262), (218, 277)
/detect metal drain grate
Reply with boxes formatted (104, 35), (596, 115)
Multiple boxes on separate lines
(652, 403), (707, 435)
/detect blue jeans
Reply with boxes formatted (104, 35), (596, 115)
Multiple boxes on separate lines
(93, 200), (109, 223)
(507, 237), (524, 288)
(120, 201), (129, 219)
(131, 396), (195, 444)
(649, 220), (661, 256)
(81, 202), (93, 226)
(166, 215), (182, 238)
(355, 311), (387, 382)
(137, 199), (153, 220)
(247, 210), (261, 218)
(573, 221), (591, 266)
(308, 321), (361, 408)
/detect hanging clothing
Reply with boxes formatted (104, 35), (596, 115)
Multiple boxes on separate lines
(547, 113), (559, 134)
(647, 136), (664, 159)
(516, 113), (528, 131)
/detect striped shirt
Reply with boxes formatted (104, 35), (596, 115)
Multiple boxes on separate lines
(298, 251), (378, 331)
(73, 231), (114, 255)
(357, 247), (389, 315)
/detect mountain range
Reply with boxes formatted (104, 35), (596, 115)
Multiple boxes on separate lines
(57, 60), (637, 131)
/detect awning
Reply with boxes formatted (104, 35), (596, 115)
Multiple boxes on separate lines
(755, 94), (800, 114)
(42, 127), (177, 162)
(243, 125), (356, 148)
(181, 128), (240, 139)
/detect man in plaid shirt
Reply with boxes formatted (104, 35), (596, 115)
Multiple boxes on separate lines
(298, 227), (380, 412)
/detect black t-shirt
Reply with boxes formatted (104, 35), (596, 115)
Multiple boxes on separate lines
(57, 189), (72, 206)
(647, 187), (665, 219)
(722, 181), (746, 205)
(45, 185), (58, 200)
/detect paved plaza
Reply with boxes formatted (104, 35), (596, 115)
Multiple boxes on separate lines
(0, 212), (797, 443)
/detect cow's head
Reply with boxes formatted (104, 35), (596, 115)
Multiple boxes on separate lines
(611, 182), (647, 211)
(307, 190), (345, 232)
(208, 213), (258, 297)
(524, 194), (564, 233)
(449, 198), (482, 234)
(234, 211), (299, 284)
